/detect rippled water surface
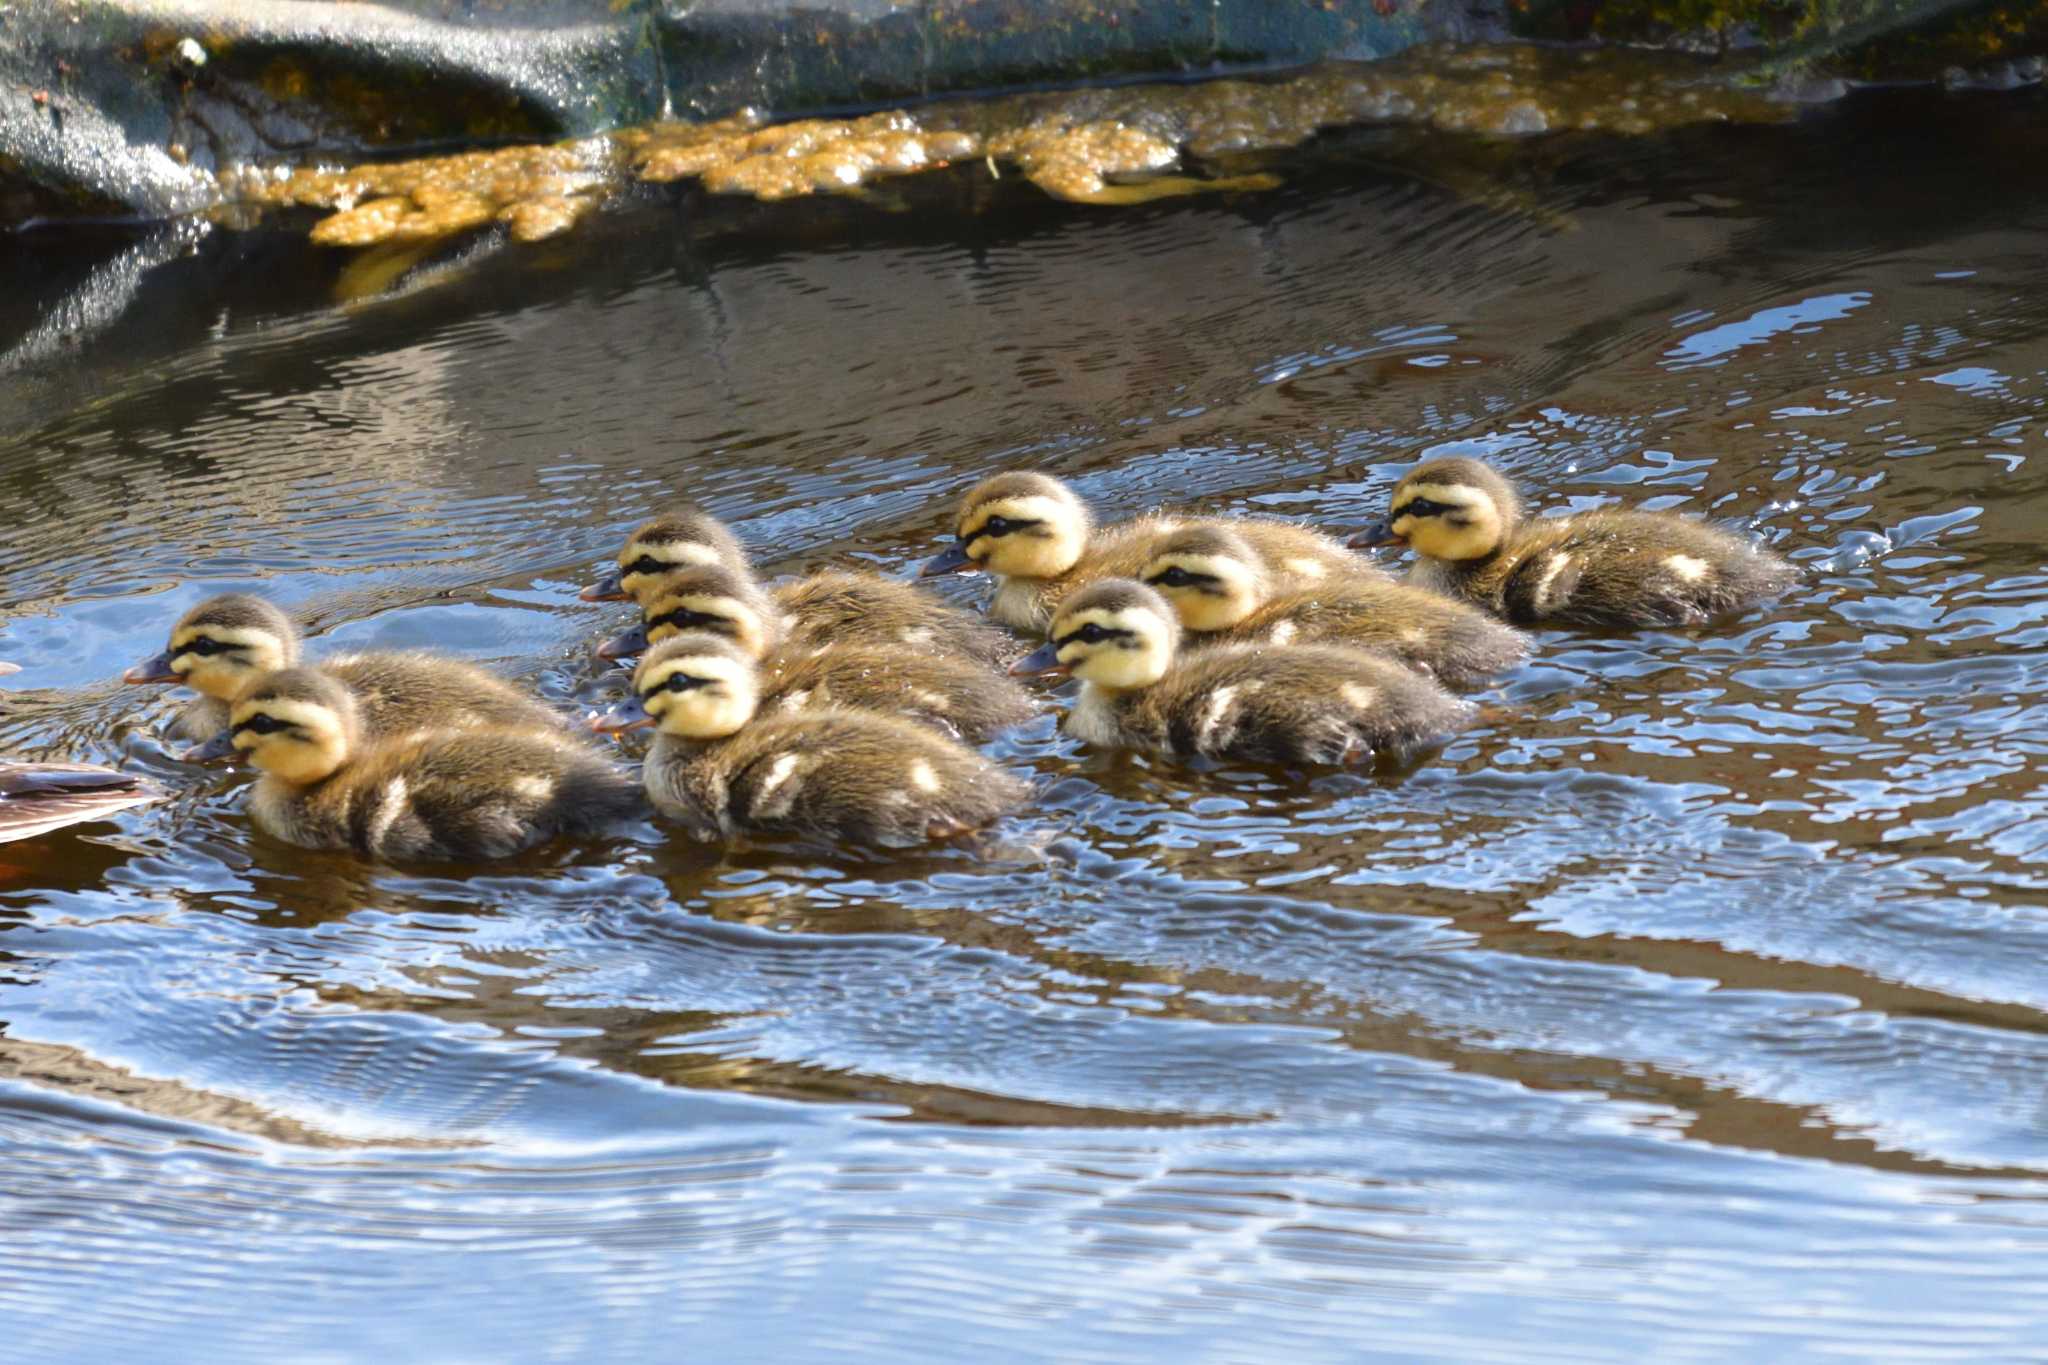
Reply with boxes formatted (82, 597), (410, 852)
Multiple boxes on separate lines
(4, 83), (2048, 1360)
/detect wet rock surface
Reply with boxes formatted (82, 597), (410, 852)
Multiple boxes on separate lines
(227, 44), (1791, 254)
(6, 0), (2042, 226)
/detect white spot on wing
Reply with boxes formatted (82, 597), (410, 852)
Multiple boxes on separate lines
(908, 760), (940, 792)
(1340, 683), (1379, 712)
(512, 776), (553, 801)
(1284, 559), (1327, 580)
(1269, 620), (1297, 646)
(753, 752), (805, 819)
(366, 777), (410, 847)
(1199, 686), (1237, 746)
(1666, 553), (1709, 583)
(1533, 553), (1574, 609)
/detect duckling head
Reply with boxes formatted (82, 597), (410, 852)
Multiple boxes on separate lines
(1011, 578), (1179, 691)
(596, 563), (782, 662)
(1139, 524), (1270, 632)
(1352, 458), (1520, 562)
(582, 504), (747, 605)
(123, 594), (300, 702)
(922, 471), (1091, 581)
(594, 632), (761, 740)
(187, 668), (359, 786)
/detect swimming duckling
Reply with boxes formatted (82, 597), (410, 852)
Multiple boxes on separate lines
(921, 470), (1381, 632)
(582, 509), (1014, 667)
(578, 504), (750, 605)
(593, 632), (1025, 846)
(1140, 525), (1529, 690)
(122, 594), (567, 742)
(1011, 579), (1473, 765)
(1352, 457), (1798, 628)
(595, 564), (1035, 741)
(186, 668), (642, 861)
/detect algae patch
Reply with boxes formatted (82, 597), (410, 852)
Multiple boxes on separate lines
(222, 44), (1793, 253)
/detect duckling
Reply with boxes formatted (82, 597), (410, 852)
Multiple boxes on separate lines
(577, 504), (750, 605)
(185, 668), (642, 861)
(1352, 457), (1799, 628)
(595, 563), (1034, 741)
(591, 632), (1025, 846)
(1139, 525), (1529, 690)
(582, 509), (1015, 668)
(921, 470), (1382, 632)
(1010, 579), (1473, 765)
(122, 594), (568, 742)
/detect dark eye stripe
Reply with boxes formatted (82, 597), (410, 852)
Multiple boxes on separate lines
(654, 607), (729, 633)
(647, 673), (709, 699)
(1395, 497), (1460, 519)
(966, 515), (1041, 546)
(1054, 623), (1125, 648)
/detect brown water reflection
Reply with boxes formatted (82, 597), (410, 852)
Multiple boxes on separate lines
(1, 80), (2047, 1359)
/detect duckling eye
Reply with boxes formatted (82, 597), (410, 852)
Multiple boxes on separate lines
(628, 555), (667, 576)
(1397, 498), (1454, 519)
(660, 673), (707, 694)
(185, 636), (226, 657)
(982, 516), (1016, 536)
(1149, 567), (1200, 589)
(241, 714), (287, 736)
(1076, 624), (1110, 644)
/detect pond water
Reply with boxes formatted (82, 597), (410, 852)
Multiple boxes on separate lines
(3, 80), (2047, 1360)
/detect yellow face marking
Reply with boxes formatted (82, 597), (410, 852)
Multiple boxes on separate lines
(1052, 605), (1173, 690)
(1391, 481), (1504, 562)
(1143, 550), (1263, 632)
(644, 592), (770, 659)
(170, 625), (291, 700)
(230, 697), (351, 786)
(639, 653), (756, 739)
(962, 494), (1088, 578)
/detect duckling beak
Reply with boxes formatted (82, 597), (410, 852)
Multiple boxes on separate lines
(595, 623), (649, 661)
(1350, 518), (1400, 549)
(122, 651), (179, 685)
(580, 572), (627, 603)
(920, 543), (976, 577)
(588, 696), (653, 733)
(1009, 642), (1070, 677)
(180, 732), (239, 764)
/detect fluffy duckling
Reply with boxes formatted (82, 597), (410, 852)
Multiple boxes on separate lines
(1140, 525), (1528, 690)
(593, 632), (1025, 846)
(922, 470), (1381, 632)
(187, 668), (642, 861)
(578, 504), (749, 605)
(1011, 579), (1472, 765)
(1353, 457), (1799, 628)
(595, 564), (1034, 741)
(583, 508), (1014, 668)
(123, 594), (567, 742)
